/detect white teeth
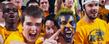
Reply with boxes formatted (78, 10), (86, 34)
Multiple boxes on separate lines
(31, 32), (36, 35)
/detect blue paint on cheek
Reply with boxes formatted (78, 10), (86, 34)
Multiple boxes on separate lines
(71, 21), (76, 28)
(57, 17), (61, 25)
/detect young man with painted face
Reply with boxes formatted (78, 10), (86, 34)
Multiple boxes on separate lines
(5, 6), (44, 44)
(74, 0), (109, 44)
(43, 8), (76, 44)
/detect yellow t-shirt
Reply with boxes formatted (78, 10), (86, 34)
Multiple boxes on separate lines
(4, 32), (44, 44)
(74, 18), (109, 44)
(0, 23), (22, 41)
(18, 8), (22, 16)
(0, 26), (5, 40)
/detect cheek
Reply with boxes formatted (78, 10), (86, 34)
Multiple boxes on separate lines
(14, 13), (18, 16)
(4, 14), (9, 19)
(47, 4), (49, 7)
(85, 8), (91, 14)
(36, 27), (41, 33)
(23, 24), (30, 31)
(96, 7), (99, 11)
(40, 5), (43, 7)
(86, 8), (90, 11)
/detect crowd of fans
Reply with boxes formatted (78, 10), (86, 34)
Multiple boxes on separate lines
(0, 0), (109, 44)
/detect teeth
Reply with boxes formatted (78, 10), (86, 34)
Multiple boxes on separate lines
(31, 32), (36, 35)
(66, 31), (72, 33)
(9, 15), (15, 18)
(29, 32), (37, 38)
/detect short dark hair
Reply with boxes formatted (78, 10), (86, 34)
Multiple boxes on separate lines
(26, 0), (39, 7)
(21, 6), (44, 23)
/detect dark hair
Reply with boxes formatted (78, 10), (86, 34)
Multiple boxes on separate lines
(26, 0), (39, 7)
(21, 6), (44, 23)
(44, 15), (58, 27)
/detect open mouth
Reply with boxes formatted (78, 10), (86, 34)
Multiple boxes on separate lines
(66, 33), (72, 38)
(29, 32), (37, 39)
(91, 10), (97, 14)
(9, 15), (15, 19)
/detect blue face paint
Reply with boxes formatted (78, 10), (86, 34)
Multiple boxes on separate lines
(57, 14), (76, 43)
(70, 20), (76, 29)
(57, 14), (76, 29)
(64, 27), (73, 43)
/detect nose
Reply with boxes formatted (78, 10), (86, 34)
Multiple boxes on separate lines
(92, 5), (99, 10)
(43, 3), (46, 6)
(30, 26), (37, 32)
(65, 23), (72, 28)
(9, 10), (14, 14)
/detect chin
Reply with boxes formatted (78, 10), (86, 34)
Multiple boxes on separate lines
(89, 17), (96, 20)
(27, 38), (36, 42)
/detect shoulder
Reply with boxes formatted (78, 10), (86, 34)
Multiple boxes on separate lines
(96, 18), (107, 24)
(77, 18), (86, 27)
(4, 32), (24, 44)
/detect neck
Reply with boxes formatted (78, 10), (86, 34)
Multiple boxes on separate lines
(5, 22), (17, 31)
(0, 19), (4, 22)
(84, 15), (95, 23)
(44, 11), (49, 13)
(26, 42), (35, 44)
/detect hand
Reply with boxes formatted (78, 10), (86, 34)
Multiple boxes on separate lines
(43, 29), (62, 44)
(43, 39), (57, 44)
(10, 41), (26, 44)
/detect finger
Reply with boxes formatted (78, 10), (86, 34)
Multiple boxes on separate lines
(49, 29), (62, 40)
(43, 39), (57, 44)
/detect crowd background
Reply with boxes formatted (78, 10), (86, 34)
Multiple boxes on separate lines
(0, 0), (109, 44)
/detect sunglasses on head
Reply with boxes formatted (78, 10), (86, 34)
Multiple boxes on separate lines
(4, 8), (18, 13)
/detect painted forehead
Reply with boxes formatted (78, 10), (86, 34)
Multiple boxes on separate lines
(58, 15), (74, 22)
